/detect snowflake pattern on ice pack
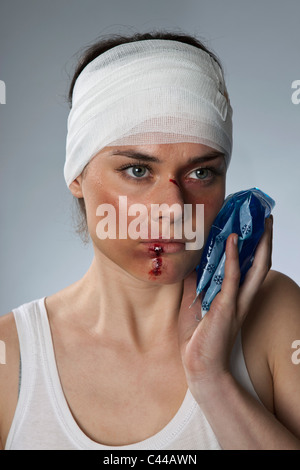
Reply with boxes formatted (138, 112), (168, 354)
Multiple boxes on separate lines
(213, 275), (223, 285)
(206, 263), (215, 273)
(201, 301), (210, 311)
(241, 223), (252, 236)
(215, 234), (226, 244)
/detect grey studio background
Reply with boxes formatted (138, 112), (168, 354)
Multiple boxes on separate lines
(0, 0), (299, 314)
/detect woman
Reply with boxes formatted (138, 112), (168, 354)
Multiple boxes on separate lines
(1, 31), (300, 450)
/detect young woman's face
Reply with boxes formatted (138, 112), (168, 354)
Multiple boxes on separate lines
(70, 143), (227, 284)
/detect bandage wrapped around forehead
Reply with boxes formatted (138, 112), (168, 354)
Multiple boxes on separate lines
(64, 39), (233, 187)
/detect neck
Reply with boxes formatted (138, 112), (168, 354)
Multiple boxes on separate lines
(67, 251), (184, 351)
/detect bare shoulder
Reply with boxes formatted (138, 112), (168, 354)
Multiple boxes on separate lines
(0, 312), (20, 449)
(256, 269), (299, 313)
(243, 269), (300, 343)
(242, 270), (300, 437)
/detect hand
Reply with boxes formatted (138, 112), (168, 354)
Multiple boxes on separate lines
(178, 216), (273, 397)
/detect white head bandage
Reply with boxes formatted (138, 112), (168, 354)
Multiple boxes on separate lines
(64, 39), (233, 187)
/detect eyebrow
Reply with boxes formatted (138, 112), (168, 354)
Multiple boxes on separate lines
(109, 149), (225, 165)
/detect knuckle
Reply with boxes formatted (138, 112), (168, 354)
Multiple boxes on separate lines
(211, 294), (236, 318)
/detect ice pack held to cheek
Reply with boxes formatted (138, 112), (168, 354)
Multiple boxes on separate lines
(195, 188), (275, 317)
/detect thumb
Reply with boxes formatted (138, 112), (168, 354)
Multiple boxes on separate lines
(178, 270), (202, 347)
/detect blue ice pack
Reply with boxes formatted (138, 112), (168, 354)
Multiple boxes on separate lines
(195, 188), (275, 316)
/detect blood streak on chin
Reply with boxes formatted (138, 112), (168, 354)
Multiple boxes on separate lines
(149, 257), (163, 277)
(148, 244), (164, 277)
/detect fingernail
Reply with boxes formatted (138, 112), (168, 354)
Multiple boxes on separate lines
(233, 234), (238, 245)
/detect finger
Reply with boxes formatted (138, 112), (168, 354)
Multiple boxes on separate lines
(237, 215), (273, 314)
(178, 271), (202, 344)
(180, 270), (199, 313)
(216, 233), (241, 310)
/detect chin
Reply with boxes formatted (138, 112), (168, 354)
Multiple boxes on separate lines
(133, 257), (197, 285)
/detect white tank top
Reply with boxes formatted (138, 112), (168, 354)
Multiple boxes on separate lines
(5, 297), (260, 450)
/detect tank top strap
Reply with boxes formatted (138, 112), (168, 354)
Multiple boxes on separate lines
(6, 299), (40, 447)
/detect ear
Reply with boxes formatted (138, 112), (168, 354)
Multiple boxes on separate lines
(68, 175), (84, 198)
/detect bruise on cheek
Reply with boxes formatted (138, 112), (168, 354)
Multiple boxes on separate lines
(200, 192), (225, 238)
(198, 192), (224, 212)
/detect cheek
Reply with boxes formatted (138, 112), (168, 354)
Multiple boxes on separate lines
(193, 189), (225, 239)
(84, 183), (147, 244)
(203, 195), (223, 221)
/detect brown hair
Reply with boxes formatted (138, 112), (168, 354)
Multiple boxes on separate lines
(67, 31), (224, 243)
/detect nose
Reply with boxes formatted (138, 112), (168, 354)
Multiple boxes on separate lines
(149, 176), (185, 230)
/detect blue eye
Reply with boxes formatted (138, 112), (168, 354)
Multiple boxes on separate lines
(189, 168), (211, 180)
(127, 165), (149, 178)
(117, 163), (152, 180)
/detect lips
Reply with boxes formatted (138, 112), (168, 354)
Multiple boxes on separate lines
(142, 240), (186, 254)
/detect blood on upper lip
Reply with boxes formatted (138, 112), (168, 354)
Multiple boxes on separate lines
(149, 244), (164, 256)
